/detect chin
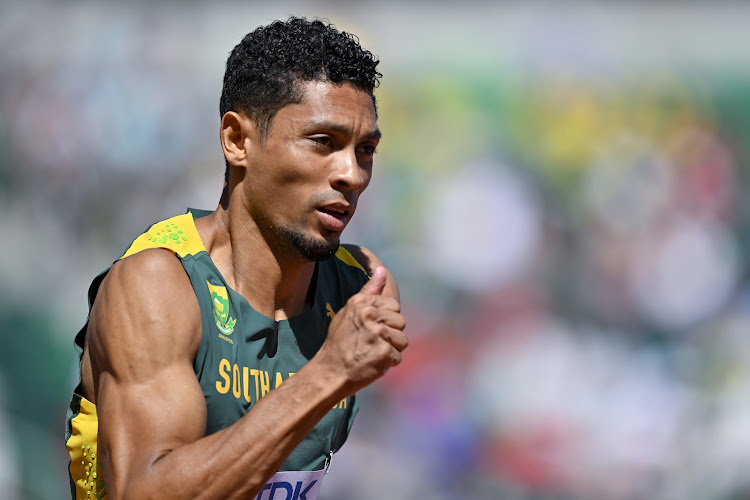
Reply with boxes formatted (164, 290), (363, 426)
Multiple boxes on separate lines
(281, 227), (339, 262)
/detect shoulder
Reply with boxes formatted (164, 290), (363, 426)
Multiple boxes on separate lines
(341, 244), (400, 302)
(105, 247), (197, 304)
(88, 248), (202, 379)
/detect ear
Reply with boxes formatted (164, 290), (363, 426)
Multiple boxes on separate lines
(220, 111), (256, 167)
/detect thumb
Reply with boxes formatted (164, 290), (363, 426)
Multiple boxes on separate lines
(360, 266), (387, 296)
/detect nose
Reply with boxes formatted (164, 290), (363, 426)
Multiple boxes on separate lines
(330, 149), (365, 191)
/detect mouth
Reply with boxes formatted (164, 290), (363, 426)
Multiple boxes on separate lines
(316, 203), (351, 232)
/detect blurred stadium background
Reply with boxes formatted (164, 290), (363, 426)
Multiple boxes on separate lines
(3, 1), (750, 499)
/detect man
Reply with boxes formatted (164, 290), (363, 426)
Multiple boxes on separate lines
(65, 17), (407, 499)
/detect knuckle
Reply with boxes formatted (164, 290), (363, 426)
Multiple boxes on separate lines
(374, 322), (389, 337)
(360, 293), (374, 305)
(394, 313), (406, 330)
(395, 332), (409, 350)
(376, 342), (392, 359)
(390, 350), (402, 366)
(360, 305), (378, 322)
(348, 293), (368, 307)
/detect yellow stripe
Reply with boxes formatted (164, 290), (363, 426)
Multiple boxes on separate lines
(335, 247), (369, 277)
(67, 397), (106, 499)
(121, 213), (206, 260)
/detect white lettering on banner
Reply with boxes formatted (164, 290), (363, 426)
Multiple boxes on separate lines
(255, 469), (326, 500)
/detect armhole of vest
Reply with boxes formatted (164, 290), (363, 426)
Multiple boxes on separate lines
(65, 392), (82, 444)
(335, 246), (370, 279)
(185, 259), (213, 377)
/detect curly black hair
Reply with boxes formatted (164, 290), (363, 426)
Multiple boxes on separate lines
(220, 16), (382, 141)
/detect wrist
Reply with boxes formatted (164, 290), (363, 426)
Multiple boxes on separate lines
(295, 353), (350, 406)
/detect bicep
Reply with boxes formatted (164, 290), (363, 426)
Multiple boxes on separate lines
(96, 362), (206, 486)
(88, 250), (205, 494)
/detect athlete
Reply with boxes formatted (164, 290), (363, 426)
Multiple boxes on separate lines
(65, 17), (407, 499)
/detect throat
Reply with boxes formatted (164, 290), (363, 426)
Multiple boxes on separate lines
(272, 262), (319, 321)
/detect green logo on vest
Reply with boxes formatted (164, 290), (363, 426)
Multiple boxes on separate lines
(207, 281), (236, 335)
(148, 221), (188, 246)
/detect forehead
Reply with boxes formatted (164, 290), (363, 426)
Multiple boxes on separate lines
(275, 80), (378, 133)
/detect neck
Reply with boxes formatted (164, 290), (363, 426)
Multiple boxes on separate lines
(195, 202), (316, 321)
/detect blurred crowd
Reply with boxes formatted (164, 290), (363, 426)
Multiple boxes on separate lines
(3, 2), (750, 499)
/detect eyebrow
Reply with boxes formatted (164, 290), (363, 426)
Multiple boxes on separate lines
(309, 121), (382, 140)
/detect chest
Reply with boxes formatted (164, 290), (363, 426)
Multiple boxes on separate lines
(193, 294), (354, 471)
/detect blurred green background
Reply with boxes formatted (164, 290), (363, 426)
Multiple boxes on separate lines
(3, 1), (750, 499)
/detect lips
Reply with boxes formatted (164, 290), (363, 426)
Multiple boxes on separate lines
(316, 204), (351, 232)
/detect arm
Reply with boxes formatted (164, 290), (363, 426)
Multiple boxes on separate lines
(88, 248), (406, 499)
(341, 244), (401, 302)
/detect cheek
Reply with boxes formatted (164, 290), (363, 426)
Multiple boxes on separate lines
(273, 156), (324, 189)
(359, 168), (373, 193)
(275, 165), (308, 185)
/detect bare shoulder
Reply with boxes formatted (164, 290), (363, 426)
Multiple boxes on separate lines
(341, 244), (400, 302)
(87, 248), (202, 385)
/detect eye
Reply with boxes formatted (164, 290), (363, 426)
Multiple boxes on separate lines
(358, 143), (378, 156)
(310, 135), (334, 149)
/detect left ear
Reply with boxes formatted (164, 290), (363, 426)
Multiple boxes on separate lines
(220, 111), (257, 168)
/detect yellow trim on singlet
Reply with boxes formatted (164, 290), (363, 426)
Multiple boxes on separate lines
(67, 397), (106, 499)
(120, 213), (206, 260)
(335, 247), (370, 277)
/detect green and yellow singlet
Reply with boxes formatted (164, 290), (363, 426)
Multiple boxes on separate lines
(65, 209), (367, 499)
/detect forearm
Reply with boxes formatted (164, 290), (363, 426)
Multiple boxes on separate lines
(104, 361), (345, 500)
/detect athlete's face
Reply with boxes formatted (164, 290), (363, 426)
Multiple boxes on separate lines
(244, 81), (380, 261)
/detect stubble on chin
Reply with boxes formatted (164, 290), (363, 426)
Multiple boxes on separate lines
(252, 204), (341, 262)
(279, 226), (338, 262)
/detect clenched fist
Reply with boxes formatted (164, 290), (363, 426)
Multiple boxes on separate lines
(314, 266), (408, 396)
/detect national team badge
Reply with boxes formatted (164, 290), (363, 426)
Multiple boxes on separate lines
(207, 281), (237, 335)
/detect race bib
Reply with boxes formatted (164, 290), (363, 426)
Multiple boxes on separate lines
(255, 468), (326, 500)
